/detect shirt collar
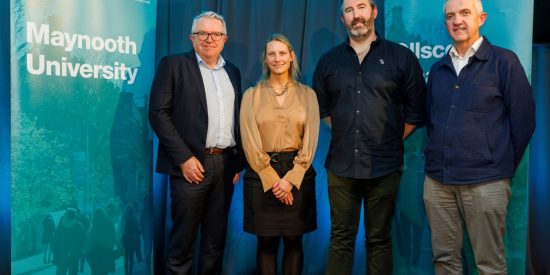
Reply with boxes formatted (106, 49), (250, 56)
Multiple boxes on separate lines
(196, 53), (226, 70)
(346, 31), (382, 48)
(344, 31), (382, 54)
(449, 36), (484, 58)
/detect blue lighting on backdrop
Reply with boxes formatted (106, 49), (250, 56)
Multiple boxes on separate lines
(527, 45), (550, 274)
(1, 0), (12, 272)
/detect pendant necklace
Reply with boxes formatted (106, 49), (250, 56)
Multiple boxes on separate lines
(268, 81), (290, 97)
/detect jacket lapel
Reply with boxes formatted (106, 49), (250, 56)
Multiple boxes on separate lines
(225, 64), (241, 139)
(187, 51), (208, 115)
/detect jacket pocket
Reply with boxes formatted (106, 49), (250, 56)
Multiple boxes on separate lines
(465, 84), (501, 113)
(454, 131), (494, 167)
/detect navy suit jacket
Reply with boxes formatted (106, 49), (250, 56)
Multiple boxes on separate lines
(149, 50), (244, 177)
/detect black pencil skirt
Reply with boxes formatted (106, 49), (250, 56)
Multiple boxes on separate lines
(243, 151), (317, 236)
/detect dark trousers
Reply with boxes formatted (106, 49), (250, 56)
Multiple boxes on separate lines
(326, 170), (401, 275)
(166, 154), (234, 275)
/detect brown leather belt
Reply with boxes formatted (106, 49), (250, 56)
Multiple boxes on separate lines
(204, 147), (225, 155)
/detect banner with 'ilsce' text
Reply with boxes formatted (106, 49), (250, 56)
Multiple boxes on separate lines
(385, 0), (533, 274)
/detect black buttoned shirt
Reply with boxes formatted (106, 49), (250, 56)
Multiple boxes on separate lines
(313, 36), (426, 179)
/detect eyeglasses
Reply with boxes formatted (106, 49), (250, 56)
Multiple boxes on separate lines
(192, 31), (225, 41)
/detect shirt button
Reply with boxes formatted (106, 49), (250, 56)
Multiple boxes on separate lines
(356, 129), (360, 133)
(451, 105), (455, 109)
(455, 84), (460, 89)
(356, 110), (360, 114)
(355, 149), (359, 153)
(357, 90), (361, 94)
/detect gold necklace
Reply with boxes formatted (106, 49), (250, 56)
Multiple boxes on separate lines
(267, 81), (290, 97)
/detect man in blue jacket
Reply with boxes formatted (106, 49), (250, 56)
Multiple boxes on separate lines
(424, 0), (535, 274)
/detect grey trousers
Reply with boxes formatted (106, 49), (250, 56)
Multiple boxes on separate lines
(423, 176), (511, 275)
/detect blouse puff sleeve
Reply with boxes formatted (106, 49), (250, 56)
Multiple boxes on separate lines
(240, 85), (320, 192)
(282, 86), (319, 190)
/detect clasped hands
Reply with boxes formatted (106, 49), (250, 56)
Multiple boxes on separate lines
(272, 178), (293, 206)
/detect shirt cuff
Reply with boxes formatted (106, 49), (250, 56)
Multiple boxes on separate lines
(258, 166), (280, 192)
(283, 164), (307, 190)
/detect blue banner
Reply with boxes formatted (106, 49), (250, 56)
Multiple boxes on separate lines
(10, 0), (157, 274)
(385, 0), (534, 274)
(1, 0), (11, 272)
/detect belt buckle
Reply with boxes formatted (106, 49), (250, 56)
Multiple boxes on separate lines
(206, 147), (221, 155)
(270, 153), (279, 163)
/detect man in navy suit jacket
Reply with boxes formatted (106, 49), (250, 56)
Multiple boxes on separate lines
(149, 11), (244, 275)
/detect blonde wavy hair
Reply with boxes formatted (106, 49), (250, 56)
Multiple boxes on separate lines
(259, 34), (300, 84)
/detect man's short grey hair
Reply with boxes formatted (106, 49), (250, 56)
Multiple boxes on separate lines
(190, 11), (227, 35)
(340, 0), (377, 14)
(443, 0), (483, 14)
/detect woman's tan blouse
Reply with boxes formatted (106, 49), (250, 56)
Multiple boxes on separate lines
(240, 82), (320, 192)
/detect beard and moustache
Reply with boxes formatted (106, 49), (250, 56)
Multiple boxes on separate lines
(348, 14), (375, 38)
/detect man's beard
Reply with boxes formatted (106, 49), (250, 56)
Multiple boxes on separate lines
(349, 17), (374, 38)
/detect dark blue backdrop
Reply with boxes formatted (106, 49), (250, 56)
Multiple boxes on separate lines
(528, 45), (550, 275)
(152, 1), (386, 273)
(151, 1), (550, 274)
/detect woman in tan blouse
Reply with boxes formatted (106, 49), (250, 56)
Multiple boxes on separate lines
(240, 34), (319, 275)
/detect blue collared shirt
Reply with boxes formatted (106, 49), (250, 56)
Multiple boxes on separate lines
(424, 38), (535, 184)
(196, 54), (236, 149)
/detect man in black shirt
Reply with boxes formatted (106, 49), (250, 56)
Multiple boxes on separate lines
(313, 0), (426, 274)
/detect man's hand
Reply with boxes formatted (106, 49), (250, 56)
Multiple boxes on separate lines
(232, 172), (241, 184)
(322, 117), (332, 128)
(403, 122), (417, 140)
(180, 157), (204, 184)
